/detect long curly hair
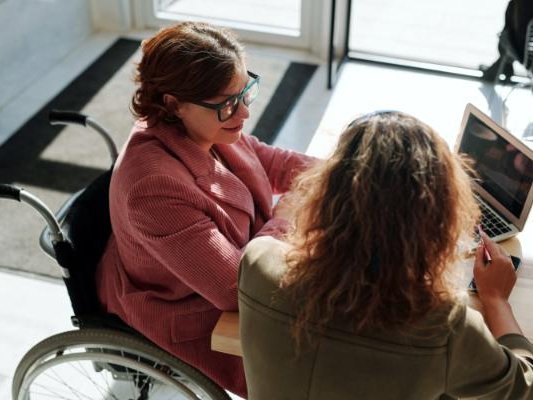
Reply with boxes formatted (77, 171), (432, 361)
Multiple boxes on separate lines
(282, 111), (480, 343)
(131, 21), (244, 127)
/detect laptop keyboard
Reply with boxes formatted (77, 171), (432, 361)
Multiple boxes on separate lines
(478, 200), (512, 238)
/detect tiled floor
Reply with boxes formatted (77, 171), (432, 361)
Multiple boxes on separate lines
(2, 30), (533, 399)
(0, 272), (71, 399)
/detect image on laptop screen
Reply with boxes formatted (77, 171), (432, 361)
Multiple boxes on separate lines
(459, 114), (533, 219)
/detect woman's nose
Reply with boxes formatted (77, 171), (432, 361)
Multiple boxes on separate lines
(236, 99), (250, 120)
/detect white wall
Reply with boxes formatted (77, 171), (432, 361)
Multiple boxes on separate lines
(89, 0), (132, 32)
(0, 0), (92, 112)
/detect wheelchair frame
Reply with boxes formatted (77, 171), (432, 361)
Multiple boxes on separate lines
(0, 110), (231, 400)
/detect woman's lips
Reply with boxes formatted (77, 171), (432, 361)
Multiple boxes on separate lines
(222, 123), (243, 132)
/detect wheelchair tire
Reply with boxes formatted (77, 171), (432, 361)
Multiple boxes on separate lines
(12, 328), (232, 400)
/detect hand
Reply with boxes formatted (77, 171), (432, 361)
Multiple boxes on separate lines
(473, 232), (517, 304)
(272, 194), (295, 221)
(473, 232), (522, 338)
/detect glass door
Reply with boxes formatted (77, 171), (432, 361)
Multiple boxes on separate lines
(347, 0), (513, 77)
(140, 0), (312, 49)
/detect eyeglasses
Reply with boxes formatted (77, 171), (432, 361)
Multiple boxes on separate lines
(192, 71), (260, 122)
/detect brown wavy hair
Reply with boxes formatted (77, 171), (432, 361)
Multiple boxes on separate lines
(131, 21), (244, 127)
(282, 111), (480, 342)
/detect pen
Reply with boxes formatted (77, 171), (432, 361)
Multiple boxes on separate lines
(477, 224), (492, 264)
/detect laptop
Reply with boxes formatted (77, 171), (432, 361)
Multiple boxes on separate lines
(455, 103), (533, 242)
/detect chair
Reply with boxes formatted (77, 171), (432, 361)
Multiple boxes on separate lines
(482, 0), (533, 83)
(1, 110), (231, 400)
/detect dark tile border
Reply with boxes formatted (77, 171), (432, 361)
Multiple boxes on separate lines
(251, 62), (318, 144)
(0, 38), (141, 190)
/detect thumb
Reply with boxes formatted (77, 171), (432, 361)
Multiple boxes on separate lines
(473, 244), (486, 274)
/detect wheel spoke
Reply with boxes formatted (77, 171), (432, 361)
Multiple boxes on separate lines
(32, 381), (84, 400)
(124, 350), (136, 400)
(42, 369), (90, 400)
(68, 361), (119, 400)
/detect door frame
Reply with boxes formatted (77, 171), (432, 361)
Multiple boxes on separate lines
(341, 0), (527, 85)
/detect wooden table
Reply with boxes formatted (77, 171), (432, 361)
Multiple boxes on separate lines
(211, 311), (241, 356)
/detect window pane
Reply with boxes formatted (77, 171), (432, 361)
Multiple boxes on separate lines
(155, 0), (301, 36)
(349, 0), (509, 70)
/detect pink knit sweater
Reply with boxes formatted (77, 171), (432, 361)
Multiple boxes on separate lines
(95, 120), (314, 397)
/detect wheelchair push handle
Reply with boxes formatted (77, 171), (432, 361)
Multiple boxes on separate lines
(0, 183), (64, 244)
(0, 183), (69, 277)
(48, 109), (119, 163)
(49, 109), (89, 126)
(0, 183), (21, 201)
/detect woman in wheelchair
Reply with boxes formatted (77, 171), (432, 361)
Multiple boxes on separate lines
(95, 21), (315, 398)
(239, 111), (533, 399)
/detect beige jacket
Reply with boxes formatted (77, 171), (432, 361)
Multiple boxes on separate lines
(238, 236), (533, 400)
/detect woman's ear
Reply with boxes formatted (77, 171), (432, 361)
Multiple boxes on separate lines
(163, 94), (180, 117)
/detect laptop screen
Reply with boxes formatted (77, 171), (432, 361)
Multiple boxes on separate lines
(459, 113), (533, 219)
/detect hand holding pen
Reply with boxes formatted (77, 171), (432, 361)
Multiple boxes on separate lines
(477, 225), (492, 264)
(473, 230), (516, 302)
(472, 230), (522, 338)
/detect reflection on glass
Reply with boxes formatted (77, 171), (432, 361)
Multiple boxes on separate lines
(348, 0), (509, 70)
(155, 0), (301, 35)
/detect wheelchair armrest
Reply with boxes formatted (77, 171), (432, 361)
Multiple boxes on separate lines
(39, 189), (84, 259)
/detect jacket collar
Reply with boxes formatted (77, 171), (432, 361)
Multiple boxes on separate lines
(148, 121), (257, 219)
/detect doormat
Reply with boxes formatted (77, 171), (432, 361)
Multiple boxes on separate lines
(0, 37), (317, 278)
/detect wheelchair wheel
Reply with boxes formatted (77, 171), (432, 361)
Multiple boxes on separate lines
(12, 328), (231, 400)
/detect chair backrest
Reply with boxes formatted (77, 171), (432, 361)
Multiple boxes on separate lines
(54, 169), (112, 318)
(525, 20), (533, 71)
(502, 0), (533, 71)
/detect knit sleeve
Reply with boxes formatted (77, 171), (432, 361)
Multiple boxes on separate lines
(244, 134), (317, 194)
(253, 217), (291, 239)
(126, 175), (242, 311)
(445, 306), (533, 399)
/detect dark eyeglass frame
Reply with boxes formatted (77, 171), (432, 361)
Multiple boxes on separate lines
(192, 71), (260, 122)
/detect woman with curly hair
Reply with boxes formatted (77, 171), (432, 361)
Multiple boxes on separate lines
(239, 111), (533, 399)
(95, 21), (315, 397)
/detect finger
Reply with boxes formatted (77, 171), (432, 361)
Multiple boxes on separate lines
(473, 244), (486, 273)
(479, 231), (500, 257)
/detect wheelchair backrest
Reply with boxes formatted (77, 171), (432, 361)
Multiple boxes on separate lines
(56, 169), (112, 317)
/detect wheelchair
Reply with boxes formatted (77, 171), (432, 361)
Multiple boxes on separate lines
(0, 110), (231, 400)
